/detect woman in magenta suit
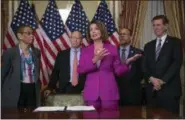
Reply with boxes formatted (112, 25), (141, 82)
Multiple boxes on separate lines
(78, 20), (141, 110)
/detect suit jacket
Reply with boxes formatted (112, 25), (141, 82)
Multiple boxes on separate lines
(117, 46), (144, 101)
(143, 35), (183, 97)
(77, 43), (129, 101)
(1, 45), (41, 108)
(47, 48), (86, 93)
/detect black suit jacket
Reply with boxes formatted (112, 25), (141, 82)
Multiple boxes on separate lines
(47, 49), (86, 93)
(143, 35), (183, 97)
(117, 46), (144, 101)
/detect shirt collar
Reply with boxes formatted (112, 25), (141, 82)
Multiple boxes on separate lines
(71, 47), (81, 52)
(19, 44), (32, 55)
(157, 33), (167, 42)
(120, 45), (130, 51)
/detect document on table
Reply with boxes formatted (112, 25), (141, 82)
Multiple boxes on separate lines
(66, 106), (95, 111)
(33, 106), (65, 112)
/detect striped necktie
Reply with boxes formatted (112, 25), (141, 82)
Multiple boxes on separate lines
(155, 39), (162, 60)
(121, 48), (126, 63)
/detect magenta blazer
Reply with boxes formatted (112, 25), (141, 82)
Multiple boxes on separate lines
(78, 43), (129, 101)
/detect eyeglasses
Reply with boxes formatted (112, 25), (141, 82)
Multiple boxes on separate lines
(71, 37), (82, 40)
(20, 32), (33, 36)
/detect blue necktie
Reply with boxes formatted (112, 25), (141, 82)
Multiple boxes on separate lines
(121, 48), (126, 63)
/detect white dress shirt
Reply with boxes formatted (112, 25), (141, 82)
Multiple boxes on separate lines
(156, 34), (167, 49)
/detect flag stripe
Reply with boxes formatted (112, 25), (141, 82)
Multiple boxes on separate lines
(113, 32), (120, 42)
(44, 51), (54, 70)
(53, 40), (62, 52)
(59, 36), (70, 49)
(6, 33), (16, 47)
(39, 26), (58, 55)
(34, 31), (49, 65)
(65, 1), (89, 46)
(44, 39), (57, 60)
(8, 27), (18, 43)
(3, 43), (7, 50)
(82, 38), (89, 46)
(43, 46), (55, 69)
(62, 33), (71, 47)
(40, 61), (47, 85)
(108, 37), (115, 46)
(4, 37), (11, 48)
(110, 34), (119, 47)
(56, 39), (65, 50)
(33, 31), (49, 85)
(65, 25), (71, 37)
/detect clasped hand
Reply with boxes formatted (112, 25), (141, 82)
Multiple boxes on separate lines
(150, 77), (165, 91)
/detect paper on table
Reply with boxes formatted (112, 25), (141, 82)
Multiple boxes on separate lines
(33, 106), (65, 112)
(66, 106), (95, 111)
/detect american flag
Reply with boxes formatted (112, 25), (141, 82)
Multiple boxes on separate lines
(65, 0), (89, 46)
(40, 0), (71, 74)
(93, 0), (120, 47)
(3, 0), (49, 86)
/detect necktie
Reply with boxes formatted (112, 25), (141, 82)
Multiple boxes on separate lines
(72, 50), (78, 86)
(156, 39), (162, 60)
(121, 48), (126, 63)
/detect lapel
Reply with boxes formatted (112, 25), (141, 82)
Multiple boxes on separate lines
(31, 47), (39, 82)
(128, 46), (135, 58)
(66, 49), (71, 77)
(99, 43), (107, 66)
(156, 35), (170, 61)
(150, 40), (157, 64)
(118, 47), (120, 57)
(96, 43), (110, 67)
(14, 45), (21, 80)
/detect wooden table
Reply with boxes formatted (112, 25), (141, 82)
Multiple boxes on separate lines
(1, 106), (179, 119)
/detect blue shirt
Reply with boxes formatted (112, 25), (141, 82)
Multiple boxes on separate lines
(120, 45), (131, 60)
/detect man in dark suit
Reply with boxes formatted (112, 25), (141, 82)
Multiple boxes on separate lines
(117, 28), (144, 106)
(44, 31), (86, 97)
(143, 15), (183, 114)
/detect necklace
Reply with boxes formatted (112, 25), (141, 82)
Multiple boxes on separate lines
(24, 56), (33, 64)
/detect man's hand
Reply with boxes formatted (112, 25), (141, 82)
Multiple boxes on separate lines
(149, 77), (165, 91)
(44, 89), (51, 97)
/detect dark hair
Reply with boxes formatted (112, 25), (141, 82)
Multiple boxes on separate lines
(119, 27), (132, 35)
(16, 25), (33, 39)
(86, 20), (108, 42)
(16, 25), (33, 34)
(152, 15), (169, 25)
